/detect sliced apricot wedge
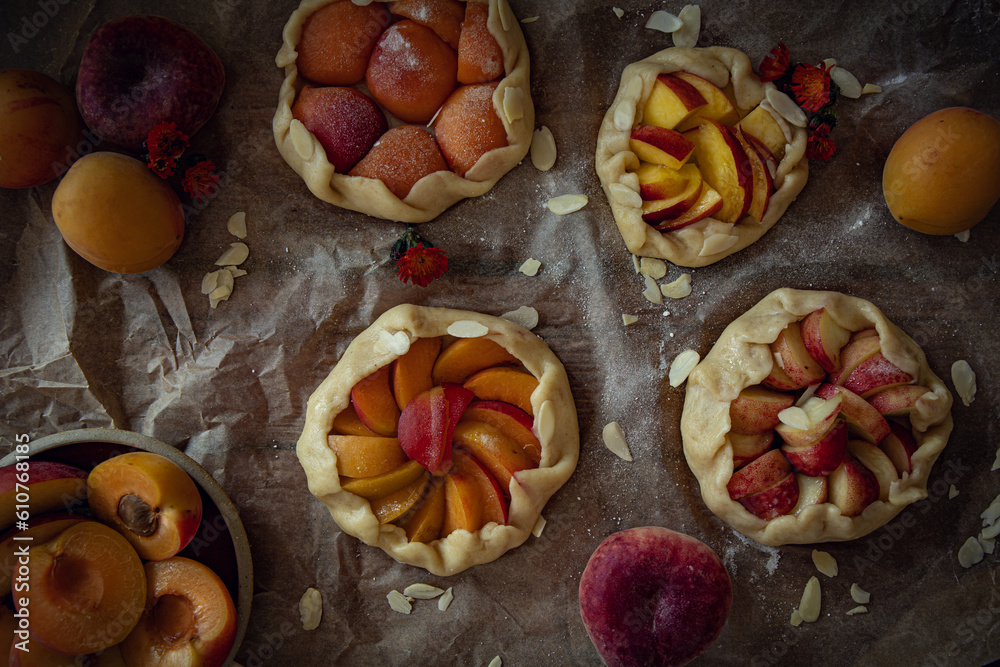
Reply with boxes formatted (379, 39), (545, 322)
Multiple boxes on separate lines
(432, 338), (520, 384)
(341, 460), (426, 499)
(351, 364), (400, 436)
(370, 475), (429, 524)
(392, 336), (442, 410)
(332, 405), (378, 436)
(453, 450), (507, 526)
(328, 435), (409, 478)
(463, 367), (539, 416)
(442, 469), (482, 536)
(402, 478), (446, 543)
(462, 401), (541, 463)
(452, 421), (535, 492)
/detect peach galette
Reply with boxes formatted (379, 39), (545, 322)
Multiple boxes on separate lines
(274, 0), (533, 223)
(297, 305), (579, 575)
(596, 47), (809, 267)
(681, 289), (953, 545)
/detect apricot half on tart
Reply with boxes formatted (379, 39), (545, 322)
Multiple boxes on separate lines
(596, 46), (810, 267)
(680, 288), (954, 546)
(297, 305), (579, 576)
(274, 0), (533, 223)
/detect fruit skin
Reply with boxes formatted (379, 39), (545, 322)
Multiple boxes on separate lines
(52, 152), (184, 274)
(774, 394), (842, 449)
(641, 73), (707, 130)
(841, 352), (913, 398)
(86, 451), (203, 561)
(726, 448), (790, 500)
(629, 125), (695, 169)
(800, 308), (851, 373)
(879, 420), (919, 475)
(456, 0), (505, 83)
(397, 386), (450, 473)
(883, 107), (1000, 234)
(296, 1), (391, 85)
(0, 461), (88, 531)
(828, 453), (880, 517)
(651, 184), (723, 232)
(579, 526), (732, 667)
(781, 420), (848, 477)
(684, 119), (753, 224)
(0, 69), (84, 189)
(76, 15), (225, 151)
(736, 105), (786, 160)
(771, 321), (826, 389)
(737, 471), (798, 520)
(293, 86), (387, 173)
(636, 162), (701, 201)
(349, 125), (449, 200)
(672, 71), (739, 129)
(434, 82), (507, 177)
(816, 384), (890, 444)
(728, 386), (795, 435)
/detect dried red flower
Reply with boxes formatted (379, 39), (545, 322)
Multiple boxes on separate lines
(182, 160), (220, 202)
(806, 128), (836, 160)
(759, 42), (791, 82)
(146, 154), (176, 179)
(396, 243), (448, 287)
(146, 122), (189, 161)
(790, 62), (833, 112)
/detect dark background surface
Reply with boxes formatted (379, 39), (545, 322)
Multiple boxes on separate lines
(2, 0), (999, 664)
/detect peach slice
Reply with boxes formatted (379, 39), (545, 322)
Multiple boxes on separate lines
(729, 431), (773, 467)
(397, 386), (450, 473)
(630, 126), (696, 169)
(842, 352), (913, 398)
(781, 420), (848, 477)
(351, 364), (401, 437)
(641, 73), (707, 130)
(22, 521), (145, 654)
(815, 384), (890, 444)
(87, 452), (203, 561)
(867, 384), (931, 416)
(727, 448), (791, 500)
(828, 335), (882, 387)
(879, 421), (919, 476)
(733, 128), (773, 222)
(392, 0), (465, 49)
(0, 513), (90, 594)
(774, 394), (842, 449)
(462, 400), (541, 463)
(651, 184), (723, 232)
(800, 307), (851, 373)
(401, 478), (446, 542)
(828, 454), (880, 517)
(463, 367), (539, 416)
(452, 421), (535, 492)
(456, 0), (505, 83)
(452, 450), (507, 526)
(120, 557), (237, 667)
(847, 440), (898, 502)
(328, 435), (409, 478)
(640, 168), (704, 224)
(341, 460), (426, 499)
(771, 321), (826, 389)
(0, 462), (88, 531)
(737, 472), (798, 520)
(442, 469), (482, 536)
(684, 119), (753, 224)
(370, 475), (429, 524)
(762, 361), (801, 392)
(636, 162), (702, 201)
(392, 336), (442, 410)
(792, 473), (828, 514)
(729, 386), (795, 435)
(673, 71), (740, 129)
(736, 105), (787, 160)
(432, 337), (520, 384)
(331, 405), (378, 436)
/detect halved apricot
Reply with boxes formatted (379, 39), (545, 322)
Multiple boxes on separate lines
(457, 1), (505, 84)
(431, 337), (520, 384)
(23, 522), (145, 655)
(452, 421), (535, 491)
(348, 125), (449, 199)
(332, 405), (378, 436)
(433, 82), (508, 177)
(120, 557), (237, 667)
(0, 513), (91, 594)
(442, 470), (481, 536)
(402, 478), (446, 542)
(340, 460), (426, 499)
(392, 336), (442, 410)
(462, 401), (541, 463)
(463, 367), (539, 416)
(296, 0), (390, 85)
(351, 364), (401, 436)
(370, 475), (429, 524)
(452, 450), (507, 526)
(390, 0), (465, 49)
(328, 435), (409, 478)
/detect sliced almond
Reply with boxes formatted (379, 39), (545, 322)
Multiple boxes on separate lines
(700, 233), (739, 256)
(811, 550), (838, 577)
(209, 284), (233, 309)
(959, 536), (985, 568)
(530, 126), (557, 171)
(532, 515), (546, 538)
(982, 521), (1000, 540)
(520, 16), (539, 23)
(798, 576), (821, 622)
(201, 270), (221, 295)
(227, 211), (247, 239)
(501, 306), (539, 330)
(846, 606), (868, 616)
(778, 406), (810, 430)
(299, 587), (323, 631)
(226, 266), (247, 278)
(602, 422), (633, 462)
(951, 360), (976, 407)
(498, 0), (511, 30)
(850, 583), (870, 604)
(979, 535), (996, 555)
(612, 7), (624, 18)
(447, 320), (489, 338)
(639, 257), (667, 279)
(631, 254), (641, 273)
(642, 275), (663, 304)
(668, 349), (700, 387)
(536, 400), (555, 444)
(379, 330), (411, 356)
(822, 58), (837, 68)
(766, 88), (808, 127)
(949, 485), (959, 499)
(289, 119), (315, 160)
(660, 273), (692, 299)
(622, 314), (639, 326)
(795, 384), (818, 407)
(773, 350), (785, 370)
(830, 66), (862, 99)
(981, 494), (1000, 526)
(547, 194), (588, 215)
(488, 657), (502, 667)
(387, 590), (412, 614)
(216, 269), (235, 292)
(645, 10), (682, 32)
(215, 242), (250, 267)
(519, 258), (542, 276)
(438, 587), (454, 611)
(502, 86), (524, 124)
(403, 583), (445, 600)
(861, 83), (882, 95)
(790, 609), (803, 626)
(609, 182), (642, 208)
(672, 5), (701, 48)
(614, 99), (636, 133)
(955, 230), (971, 242)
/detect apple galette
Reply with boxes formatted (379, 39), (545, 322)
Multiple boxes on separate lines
(680, 289), (953, 545)
(297, 305), (579, 575)
(596, 46), (809, 267)
(273, 0), (533, 223)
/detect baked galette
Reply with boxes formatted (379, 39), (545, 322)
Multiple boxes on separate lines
(297, 305), (579, 575)
(681, 289), (953, 545)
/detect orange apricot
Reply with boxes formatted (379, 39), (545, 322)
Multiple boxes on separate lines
(402, 478), (446, 542)
(434, 82), (508, 177)
(296, 0), (391, 85)
(370, 475), (429, 523)
(340, 460), (426, 499)
(452, 420), (535, 491)
(463, 367), (539, 416)
(332, 404), (378, 436)
(350, 364), (401, 436)
(457, 1), (505, 84)
(349, 125), (449, 199)
(462, 402), (541, 463)
(452, 449), (507, 526)
(432, 337), (520, 384)
(442, 469), (481, 536)
(328, 434), (409, 477)
(390, 0), (465, 49)
(392, 336), (443, 409)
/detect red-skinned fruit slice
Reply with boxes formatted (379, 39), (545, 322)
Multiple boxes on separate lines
(451, 420), (535, 492)
(442, 382), (476, 451)
(397, 386), (450, 474)
(462, 400), (541, 463)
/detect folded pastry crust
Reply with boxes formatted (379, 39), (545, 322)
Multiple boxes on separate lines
(681, 288), (953, 545)
(297, 304), (579, 575)
(273, 0), (533, 223)
(596, 46), (809, 267)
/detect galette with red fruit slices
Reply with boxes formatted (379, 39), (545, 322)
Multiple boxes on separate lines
(274, 0), (533, 223)
(596, 46), (809, 267)
(681, 289), (953, 545)
(297, 305), (579, 575)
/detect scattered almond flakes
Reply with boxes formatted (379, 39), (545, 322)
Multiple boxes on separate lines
(822, 58), (837, 68)
(532, 515), (546, 538)
(645, 10), (682, 33)
(699, 234), (739, 257)
(812, 550), (838, 577)
(299, 587), (323, 630)
(612, 7), (624, 18)
(520, 15), (539, 23)
(766, 88), (808, 127)
(202, 270), (221, 295)
(215, 242), (249, 267)
(289, 119), (315, 160)
(631, 254), (641, 273)
(497, 0), (511, 31)
(660, 273), (692, 299)
(622, 314), (638, 326)
(981, 494), (1000, 525)
(773, 350), (786, 370)
(639, 257), (667, 279)
(447, 320), (489, 338)
(530, 126), (557, 171)
(955, 229), (971, 242)
(959, 536), (985, 568)
(790, 609), (803, 627)
(778, 406), (810, 430)
(668, 349), (700, 387)
(547, 194), (588, 215)
(846, 606), (868, 616)
(209, 284), (233, 309)
(378, 330), (411, 356)
(502, 86), (525, 124)
(980, 535), (996, 555)
(992, 448), (1000, 471)
(536, 400), (556, 444)
(949, 484), (959, 499)
(226, 265), (247, 278)
(501, 306), (538, 330)
(982, 521), (1000, 540)
(642, 275), (663, 304)
(438, 587), (454, 611)
(227, 211), (247, 238)
(850, 584), (870, 604)
(519, 258), (542, 276)
(488, 657), (502, 667)
(602, 422), (633, 462)
(830, 66), (862, 98)
(861, 83), (882, 94)
(403, 584), (445, 600)
(672, 5), (700, 47)
(387, 590), (412, 614)
(798, 576), (821, 623)
(951, 360), (977, 406)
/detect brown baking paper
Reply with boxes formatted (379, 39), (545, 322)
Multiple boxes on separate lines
(1, 1), (999, 665)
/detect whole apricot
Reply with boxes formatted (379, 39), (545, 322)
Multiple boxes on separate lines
(882, 107), (1000, 235)
(52, 152), (185, 273)
(0, 69), (83, 189)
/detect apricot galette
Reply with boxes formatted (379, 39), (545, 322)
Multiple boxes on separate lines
(297, 305), (579, 575)
(274, 0), (533, 223)
(596, 47), (809, 267)
(681, 289), (953, 545)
